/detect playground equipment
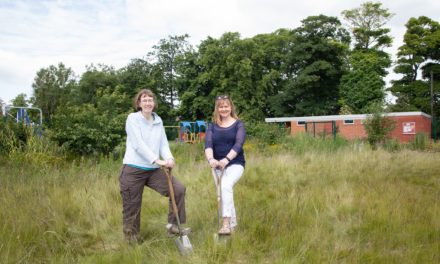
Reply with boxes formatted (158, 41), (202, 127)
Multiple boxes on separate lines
(4, 106), (43, 126)
(179, 120), (207, 143)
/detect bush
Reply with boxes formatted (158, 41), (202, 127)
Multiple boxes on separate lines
(246, 122), (289, 145)
(363, 111), (396, 150)
(0, 119), (33, 155)
(51, 104), (127, 156)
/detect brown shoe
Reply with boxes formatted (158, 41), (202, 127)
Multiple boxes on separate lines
(167, 224), (191, 236)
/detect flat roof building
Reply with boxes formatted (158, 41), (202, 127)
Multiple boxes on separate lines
(265, 112), (432, 143)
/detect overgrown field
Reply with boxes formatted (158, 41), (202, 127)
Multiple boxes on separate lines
(1, 138), (439, 263)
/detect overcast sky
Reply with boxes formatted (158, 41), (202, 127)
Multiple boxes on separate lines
(0, 0), (439, 104)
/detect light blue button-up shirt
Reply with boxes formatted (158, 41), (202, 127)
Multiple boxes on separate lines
(123, 111), (173, 169)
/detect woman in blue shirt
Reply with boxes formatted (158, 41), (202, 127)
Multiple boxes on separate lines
(205, 95), (246, 235)
(120, 89), (190, 243)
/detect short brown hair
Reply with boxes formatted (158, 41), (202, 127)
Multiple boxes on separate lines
(133, 89), (157, 111)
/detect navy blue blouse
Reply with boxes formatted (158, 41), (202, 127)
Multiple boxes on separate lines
(205, 120), (246, 167)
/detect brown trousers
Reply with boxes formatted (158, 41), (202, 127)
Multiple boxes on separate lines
(119, 165), (186, 237)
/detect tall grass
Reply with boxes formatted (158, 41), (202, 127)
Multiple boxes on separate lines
(1, 135), (439, 263)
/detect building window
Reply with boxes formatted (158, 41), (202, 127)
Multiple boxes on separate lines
(343, 119), (354, 125)
(297, 121), (305, 126)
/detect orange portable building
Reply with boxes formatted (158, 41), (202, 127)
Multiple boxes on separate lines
(265, 112), (432, 143)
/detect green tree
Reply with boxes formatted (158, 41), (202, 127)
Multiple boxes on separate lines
(118, 58), (154, 98)
(148, 35), (192, 110)
(341, 1), (394, 50)
(51, 87), (130, 155)
(11, 93), (29, 107)
(178, 31), (284, 121)
(71, 64), (119, 105)
(176, 48), (210, 120)
(390, 16), (440, 115)
(178, 33), (243, 120)
(269, 15), (350, 116)
(340, 2), (393, 113)
(31, 62), (75, 123)
(339, 51), (389, 113)
(251, 29), (293, 117)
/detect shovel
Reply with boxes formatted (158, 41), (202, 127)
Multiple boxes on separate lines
(211, 168), (231, 242)
(211, 168), (223, 231)
(163, 167), (193, 255)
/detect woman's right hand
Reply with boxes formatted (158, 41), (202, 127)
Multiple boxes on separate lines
(154, 159), (167, 167)
(208, 158), (219, 168)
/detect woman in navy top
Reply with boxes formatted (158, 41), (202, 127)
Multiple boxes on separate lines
(205, 95), (246, 235)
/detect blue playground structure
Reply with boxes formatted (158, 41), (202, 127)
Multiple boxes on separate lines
(4, 106), (43, 126)
(179, 120), (207, 143)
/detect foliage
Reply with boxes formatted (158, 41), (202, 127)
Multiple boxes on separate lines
(51, 87), (130, 156)
(339, 2), (393, 114)
(118, 58), (155, 99)
(148, 34), (193, 110)
(341, 1), (394, 50)
(363, 110), (396, 149)
(0, 119), (28, 154)
(72, 64), (119, 105)
(339, 51), (389, 113)
(269, 15), (350, 117)
(31, 62), (76, 125)
(11, 93), (29, 107)
(245, 122), (289, 145)
(178, 31), (280, 121)
(390, 16), (440, 118)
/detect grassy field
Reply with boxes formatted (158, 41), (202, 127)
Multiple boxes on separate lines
(0, 138), (439, 263)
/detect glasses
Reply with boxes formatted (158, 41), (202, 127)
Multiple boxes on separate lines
(215, 95), (229, 100)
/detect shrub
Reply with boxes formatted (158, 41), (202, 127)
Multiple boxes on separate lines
(246, 122), (289, 145)
(0, 119), (33, 155)
(51, 104), (127, 156)
(363, 111), (396, 150)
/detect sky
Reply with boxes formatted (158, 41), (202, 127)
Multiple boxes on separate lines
(0, 0), (439, 105)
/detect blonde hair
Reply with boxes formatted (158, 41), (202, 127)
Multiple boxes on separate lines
(212, 96), (239, 124)
(134, 89), (157, 111)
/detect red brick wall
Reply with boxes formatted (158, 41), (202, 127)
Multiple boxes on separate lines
(388, 115), (431, 143)
(336, 120), (366, 140)
(291, 122), (305, 134)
